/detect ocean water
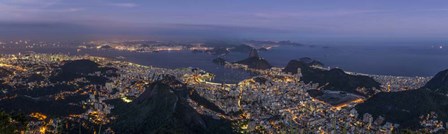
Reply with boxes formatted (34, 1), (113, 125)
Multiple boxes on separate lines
(0, 43), (447, 83)
(0, 46), (252, 83)
(259, 45), (448, 76)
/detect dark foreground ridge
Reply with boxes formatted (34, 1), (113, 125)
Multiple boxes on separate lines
(424, 69), (448, 94)
(112, 77), (233, 134)
(356, 69), (448, 129)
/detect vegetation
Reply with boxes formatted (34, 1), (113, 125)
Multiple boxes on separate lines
(284, 59), (380, 96)
(112, 79), (234, 134)
(236, 57), (272, 70)
(0, 111), (28, 134)
(356, 69), (448, 129)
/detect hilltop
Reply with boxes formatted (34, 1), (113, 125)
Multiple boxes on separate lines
(356, 69), (448, 129)
(283, 59), (380, 96)
(235, 49), (272, 70)
(112, 78), (233, 134)
(423, 69), (448, 95)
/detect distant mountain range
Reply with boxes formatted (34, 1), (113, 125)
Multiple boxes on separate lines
(227, 44), (270, 54)
(283, 59), (380, 97)
(234, 48), (272, 70)
(235, 57), (272, 70)
(230, 45), (254, 53)
(212, 48), (273, 70)
(283, 57), (324, 74)
(212, 58), (227, 65)
(245, 40), (305, 46)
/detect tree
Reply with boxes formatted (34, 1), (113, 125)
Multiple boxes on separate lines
(0, 111), (27, 134)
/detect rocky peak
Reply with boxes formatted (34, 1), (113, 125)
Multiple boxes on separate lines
(424, 69), (448, 94)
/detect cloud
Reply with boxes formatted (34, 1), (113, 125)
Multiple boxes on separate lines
(0, 0), (59, 8)
(65, 8), (83, 12)
(0, 1), (84, 22)
(109, 3), (137, 8)
(252, 9), (386, 19)
(421, 8), (448, 12)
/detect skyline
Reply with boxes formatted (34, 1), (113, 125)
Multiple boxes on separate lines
(1, 0), (448, 42)
(1, 1), (448, 133)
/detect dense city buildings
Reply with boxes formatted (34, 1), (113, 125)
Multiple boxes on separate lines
(1, 1), (448, 133)
(0, 51), (444, 133)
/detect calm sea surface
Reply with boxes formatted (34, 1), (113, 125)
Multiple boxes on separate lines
(1, 44), (447, 83)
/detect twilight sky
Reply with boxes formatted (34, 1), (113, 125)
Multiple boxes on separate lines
(1, 0), (448, 42)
